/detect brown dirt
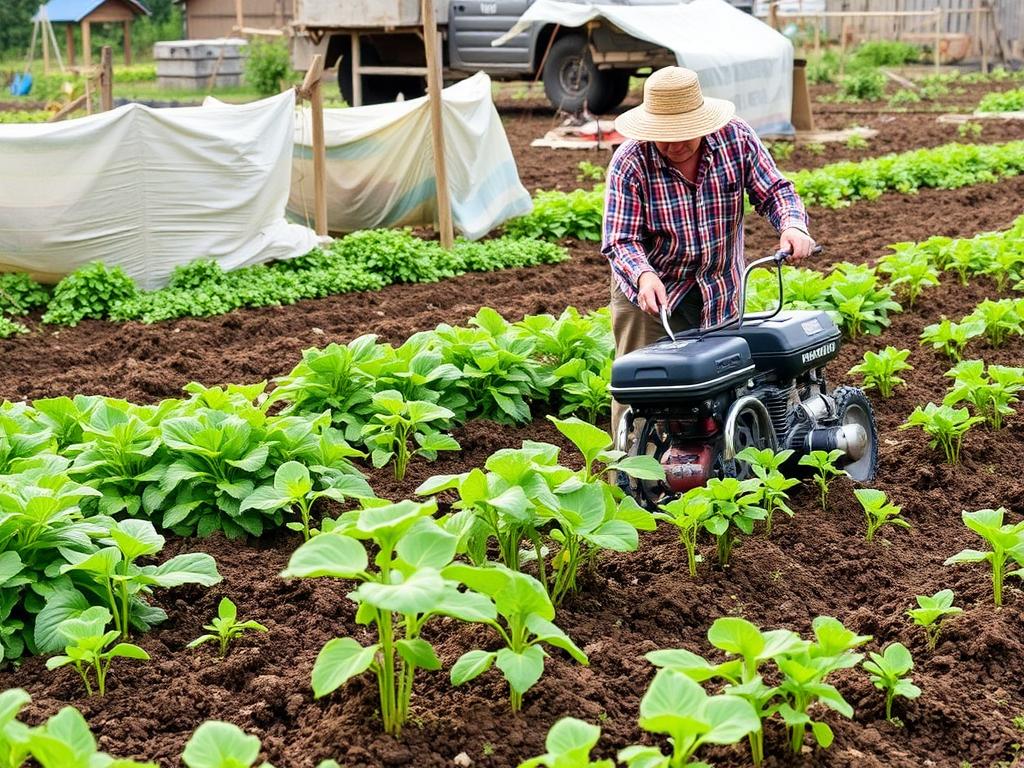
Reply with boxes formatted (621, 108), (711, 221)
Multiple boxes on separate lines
(2, 88), (1024, 768)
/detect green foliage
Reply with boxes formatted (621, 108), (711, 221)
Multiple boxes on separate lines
(798, 449), (846, 512)
(965, 299), (1024, 347)
(920, 318), (984, 361)
(766, 141), (795, 162)
(958, 121), (983, 139)
(806, 50), (840, 85)
(944, 508), (1024, 607)
(877, 245), (940, 307)
(554, 359), (612, 424)
(505, 188), (603, 241)
(187, 597), (267, 658)
(907, 589), (961, 651)
(862, 642), (920, 721)
(41, 263), (138, 327)
(850, 40), (921, 68)
(845, 133), (869, 150)
(244, 38), (292, 97)
(735, 447), (797, 536)
(655, 492), (710, 578)
(943, 360), (1024, 430)
(888, 88), (922, 107)
(576, 161), (605, 183)
(519, 718), (613, 768)
(848, 347), (913, 398)
(900, 403), (982, 465)
(838, 69), (887, 102)
(691, 477), (765, 568)
(0, 317), (28, 340)
(360, 391), (459, 481)
(182, 721), (274, 768)
(0, 274), (48, 317)
(45, 606), (150, 696)
(978, 88), (1024, 113)
(855, 489), (910, 543)
(826, 264), (901, 338)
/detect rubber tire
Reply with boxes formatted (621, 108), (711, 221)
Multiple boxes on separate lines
(833, 386), (879, 482)
(600, 71), (632, 114)
(338, 42), (426, 105)
(542, 34), (618, 114)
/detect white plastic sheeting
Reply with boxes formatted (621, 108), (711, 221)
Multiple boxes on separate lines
(0, 91), (322, 289)
(288, 72), (533, 239)
(495, 0), (795, 135)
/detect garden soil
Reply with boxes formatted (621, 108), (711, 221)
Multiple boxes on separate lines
(1, 96), (1024, 768)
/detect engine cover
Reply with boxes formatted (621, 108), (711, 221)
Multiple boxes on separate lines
(734, 310), (841, 379)
(610, 336), (754, 406)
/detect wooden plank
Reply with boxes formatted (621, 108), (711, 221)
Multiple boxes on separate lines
(123, 20), (131, 65)
(422, 0), (453, 250)
(350, 32), (362, 107)
(82, 20), (91, 67)
(66, 23), (75, 67)
(100, 46), (113, 111)
(48, 92), (88, 122)
(298, 55), (328, 236)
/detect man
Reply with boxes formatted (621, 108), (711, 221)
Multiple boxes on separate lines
(602, 66), (814, 443)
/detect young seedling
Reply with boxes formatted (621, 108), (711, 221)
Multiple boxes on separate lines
(26, 705), (157, 768)
(693, 477), (766, 567)
(967, 299), (1024, 348)
(239, 460), (373, 540)
(182, 720), (274, 768)
(446, 563), (587, 713)
(900, 403), (983, 465)
(943, 361), (1024, 431)
(360, 390), (459, 481)
(799, 449), (846, 512)
(618, 669), (760, 768)
(877, 249), (939, 308)
(944, 508), (1024, 607)
(188, 597), (268, 658)
(907, 589), (962, 650)
(46, 607), (150, 696)
(518, 718), (613, 768)
(655, 490), (710, 577)
(856, 489), (911, 543)
(862, 642), (921, 722)
(920, 318), (984, 362)
(848, 347), (913, 398)
(554, 359), (612, 424)
(736, 447), (798, 535)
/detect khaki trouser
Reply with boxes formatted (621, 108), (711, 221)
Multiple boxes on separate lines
(610, 279), (702, 448)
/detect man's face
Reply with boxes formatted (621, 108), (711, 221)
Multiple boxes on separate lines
(655, 138), (703, 164)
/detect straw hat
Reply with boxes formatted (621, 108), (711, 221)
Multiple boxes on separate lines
(615, 67), (735, 142)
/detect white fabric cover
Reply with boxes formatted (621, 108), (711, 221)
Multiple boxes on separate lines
(0, 91), (322, 289)
(288, 72), (533, 240)
(495, 0), (795, 135)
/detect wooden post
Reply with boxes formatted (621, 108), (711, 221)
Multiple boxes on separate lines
(979, 2), (989, 72)
(769, 1), (779, 30)
(123, 21), (132, 65)
(422, 0), (454, 249)
(234, 0), (244, 32)
(42, 18), (51, 75)
(66, 23), (75, 67)
(100, 46), (113, 112)
(298, 55), (328, 236)
(934, 7), (941, 71)
(350, 32), (362, 107)
(813, 17), (821, 56)
(82, 21), (91, 67)
(839, 16), (849, 76)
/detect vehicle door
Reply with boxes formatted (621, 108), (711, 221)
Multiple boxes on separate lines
(448, 0), (534, 72)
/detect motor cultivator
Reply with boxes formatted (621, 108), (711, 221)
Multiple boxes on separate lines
(611, 247), (878, 508)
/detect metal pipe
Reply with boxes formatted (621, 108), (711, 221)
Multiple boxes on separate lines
(723, 397), (778, 461)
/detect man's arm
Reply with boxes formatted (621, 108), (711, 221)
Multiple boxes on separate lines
(602, 153), (655, 291)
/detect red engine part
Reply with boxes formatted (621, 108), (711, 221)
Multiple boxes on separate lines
(660, 444), (715, 493)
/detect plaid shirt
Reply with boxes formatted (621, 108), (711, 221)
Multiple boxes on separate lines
(602, 118), (809, 327)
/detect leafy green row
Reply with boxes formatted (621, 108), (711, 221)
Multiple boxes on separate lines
(0, 231), (568, 327)
(503, 141), (1024, 240)
(977, 88), (1024, 112)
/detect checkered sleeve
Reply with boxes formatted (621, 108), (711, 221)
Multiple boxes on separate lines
(602, 152), (654, 292)
(740, 121), (809, 235)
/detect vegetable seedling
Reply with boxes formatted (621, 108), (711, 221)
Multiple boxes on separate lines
(799, 449), (846, 512)
(907, 589), (962, 650)
(182, 720), (274, 768)
(862, 642), (921, 721)
(849, 347), (913, 398)
(360, 390), (459, 481)
(920, 318), (984, 362)
(518, 718), (613, 768)
(692, 477), (766, 567)
(46, 607), (150, 696)
(188, 597), (268, 658)
(736, 447), (798, 535)
(655, 491), (710, 577)
(900, 403), (983, 465)
(856, 489), (911, 542)
(944, 508), (1024, 607)
(943, 361), (1024, 431)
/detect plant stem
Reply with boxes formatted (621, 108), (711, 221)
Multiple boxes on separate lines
(993, 557), (1003, 607)
(885, 690), (894, 721)
(378, 610), (398, 734)
(749, 729), (764, 767)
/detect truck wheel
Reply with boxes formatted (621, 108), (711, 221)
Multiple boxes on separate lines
(338, 42), (426, 105)
(601, 71), (632, 113)
(542, 33), (616, 114)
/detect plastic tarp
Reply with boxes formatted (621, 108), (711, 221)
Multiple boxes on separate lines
(495, 0), (795, 135)
(0, 91), (322, 289)
(288, 72), (532, 240)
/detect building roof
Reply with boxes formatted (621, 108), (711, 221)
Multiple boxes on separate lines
(33, 0), (151, 23)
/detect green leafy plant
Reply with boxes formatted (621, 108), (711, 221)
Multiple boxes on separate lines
(907, 589), (962, 650)
(958, 121), (983, 139)
(41, 262), (138, 326)
(920, 318), (984, 361)
(767, 141), (795, 162)
(182, 721), (275, 768)
(900, 403), (982, 465)
(0, 316), (28, 340)
(447, 563), (587, 713)
(943, 360), (1024, 430)
(977, 88), (1024, 112)
(244, 38), (291, 97)
(0, 273), (49, 316)
(877, 246), (939, 307)
(849, 347), (913, 398)
(845, 133), (869, 150)
(735, 447), (797, 535)
(187, 597), (268, 658)
(360, 390), (459, 481)
(24, 703), (156, 768)
(799, 449), (846, 512)
(943, 508), (1024, 607)
(838, 69), (886, 101)
(862, 642), (921, 721)
(518, 718), (613, 768)
(888, 88), (921, 107)
(850, 40), (921, 68)
(505, 188), (603, 241)
(554, 359), (612, 424)
(855, 488), (910, 543)
(655, 491), (710, 577)
(692, 477), (765, 567)
(46, 606), (150, 696)
(576, 160), (605, 183)
(826, 266), (901, 338)
(966, 299), (1023, 347)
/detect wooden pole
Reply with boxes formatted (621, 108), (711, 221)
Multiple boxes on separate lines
(422, 0), (454, 249)
(66, 23), (75, 67)
(48, 92), (88, 121)
(934, 7), (941, 71)
(350, 32), (362, 107)
(234, 0), (244, 32)
(100, 45), (113, 112)
(813, 17), (821, 56)
(123, 20), (131, 65)
(42, 17), (50, 75)
(82, 21), (91, 67)
(979, 1), (988, 72)
(839, 17), (849, 76)
(298, 55), (328, 237)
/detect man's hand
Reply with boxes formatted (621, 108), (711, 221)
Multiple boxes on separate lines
(780, 228), (815, 263)
(637, 272), (668, 316)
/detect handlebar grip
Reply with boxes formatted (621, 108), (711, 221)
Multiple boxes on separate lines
(774, 244), (823, 263)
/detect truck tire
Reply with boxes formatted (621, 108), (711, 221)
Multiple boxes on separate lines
(602, 71), (632, 113)
(542, 34), (621, 114)
(338, 41), (426, 105)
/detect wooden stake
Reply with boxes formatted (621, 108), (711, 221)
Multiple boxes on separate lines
(298, 55), (328, 237)
(234, 0), (244, 33)
(100, 46), (113, 112)
(350, 32), (362, 107)
(934, 7), (941, 71)
(123, 21), (132, 65)
(82, 21), (91, 67)
(66, 23), (75, 67)
(422, 0), (454, 249)
(42, 17), (50, 75)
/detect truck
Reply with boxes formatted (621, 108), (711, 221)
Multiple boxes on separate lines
(291, 0), (753, 112)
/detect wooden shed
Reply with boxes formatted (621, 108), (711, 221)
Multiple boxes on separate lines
(34, 0), (151, 67)
(174, 0), (291, 40)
